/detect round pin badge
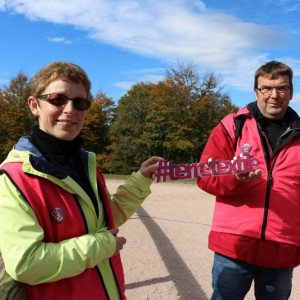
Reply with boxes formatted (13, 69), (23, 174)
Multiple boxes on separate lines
(242, 143), (252, 153)
(50, 207), (65, 223)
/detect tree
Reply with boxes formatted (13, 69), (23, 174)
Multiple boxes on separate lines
(189, 72), (238, 156)
(0, 72), (33, 160)
(107, 82), (153, 174)
(144, 64), (200, 162)
(107, 63), (238, 174)
(80, 91), (115, 171)
(145, 64), (238, 163)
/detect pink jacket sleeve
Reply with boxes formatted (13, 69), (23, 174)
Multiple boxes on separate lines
(196, 121), (249, 197)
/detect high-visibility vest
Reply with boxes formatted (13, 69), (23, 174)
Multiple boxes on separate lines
(0, 162), (125, 300)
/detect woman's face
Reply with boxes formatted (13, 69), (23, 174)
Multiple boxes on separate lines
(28, 79), (88, 141)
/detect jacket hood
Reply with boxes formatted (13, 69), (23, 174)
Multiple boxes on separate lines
(3, 136), (91, 180)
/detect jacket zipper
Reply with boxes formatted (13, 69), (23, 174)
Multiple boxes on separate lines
(258, 125), (271, 240)
(259, 126), (294, 240)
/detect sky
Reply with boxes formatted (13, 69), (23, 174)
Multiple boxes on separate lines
(1, 0), (300, 113)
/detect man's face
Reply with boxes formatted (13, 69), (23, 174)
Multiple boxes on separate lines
(255, 75), (293, 120)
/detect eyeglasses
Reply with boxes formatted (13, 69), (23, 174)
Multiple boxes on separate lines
(257, 85), (290, 96)
(37, 93), (91, 111)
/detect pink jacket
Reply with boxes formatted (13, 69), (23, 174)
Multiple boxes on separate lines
(197, 105), (300, 268)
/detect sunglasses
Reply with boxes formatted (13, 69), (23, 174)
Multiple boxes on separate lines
(37, 93), (91, 111)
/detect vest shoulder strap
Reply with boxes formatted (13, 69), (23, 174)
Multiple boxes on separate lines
(220, 114), (246, 152)
(233, 117), (246, 151)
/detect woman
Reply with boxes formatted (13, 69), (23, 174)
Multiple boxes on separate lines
(0, 61), (162, 299)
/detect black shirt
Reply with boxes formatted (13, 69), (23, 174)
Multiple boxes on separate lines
(30, 125), (99, 215)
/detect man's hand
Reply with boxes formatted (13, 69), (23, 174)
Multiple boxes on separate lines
(236, 169), (262, 182)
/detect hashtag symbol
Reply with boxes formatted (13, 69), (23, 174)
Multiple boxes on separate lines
(153, 161), (171, 183)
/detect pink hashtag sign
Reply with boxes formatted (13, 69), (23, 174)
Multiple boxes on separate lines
(153, 152), (259, 183)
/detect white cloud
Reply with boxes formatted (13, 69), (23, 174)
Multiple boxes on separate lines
(283, 58), (300, 76)
(113, 74), (163, 90)
(1, 0), (299, 95)
(122, 68), (165, 75)
(1, 1), (285, 66)
(0, 69), (10, 87)
(0, 79), (9, 85)
(291, 92), (300, 105)
(138, 74), (164, 83)
(113, 81), (134, 90)
(285, 3), (300, 12)
(48, 37), (73, 44)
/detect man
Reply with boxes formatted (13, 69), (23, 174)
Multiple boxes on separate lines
(197, 61), (300, 300)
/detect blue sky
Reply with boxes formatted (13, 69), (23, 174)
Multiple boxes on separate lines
(1, 0), (300, 112)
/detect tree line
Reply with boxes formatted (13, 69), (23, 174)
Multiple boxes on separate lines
(0, 64), (238, 174)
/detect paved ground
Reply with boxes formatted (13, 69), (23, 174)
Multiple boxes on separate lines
(106, 179), (300, 300)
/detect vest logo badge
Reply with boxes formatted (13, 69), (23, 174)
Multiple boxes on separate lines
(50, 207), (65, 223)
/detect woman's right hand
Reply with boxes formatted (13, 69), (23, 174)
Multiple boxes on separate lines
(109, 228), (126, 256)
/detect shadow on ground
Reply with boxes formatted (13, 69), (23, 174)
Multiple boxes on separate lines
(125, 206), (208, 300)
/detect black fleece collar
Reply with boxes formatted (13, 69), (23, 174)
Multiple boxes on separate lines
(30, 125), (83, 167)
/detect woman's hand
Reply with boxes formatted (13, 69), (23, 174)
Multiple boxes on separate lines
(139, 156), (165, 179)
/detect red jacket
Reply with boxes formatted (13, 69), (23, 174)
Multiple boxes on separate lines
(197, 104), (300, 268)
(1, 162), (125, 300)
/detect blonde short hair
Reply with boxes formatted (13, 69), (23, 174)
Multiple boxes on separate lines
(30, 61), (91, 99)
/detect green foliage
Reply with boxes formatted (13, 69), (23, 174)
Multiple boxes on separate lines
(80, 92), (116, 172)
(106, 83), (153, 174)
(0, 72), (33, 161)
(106, 63), (238, 173)
(81, 91), (115, 156)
